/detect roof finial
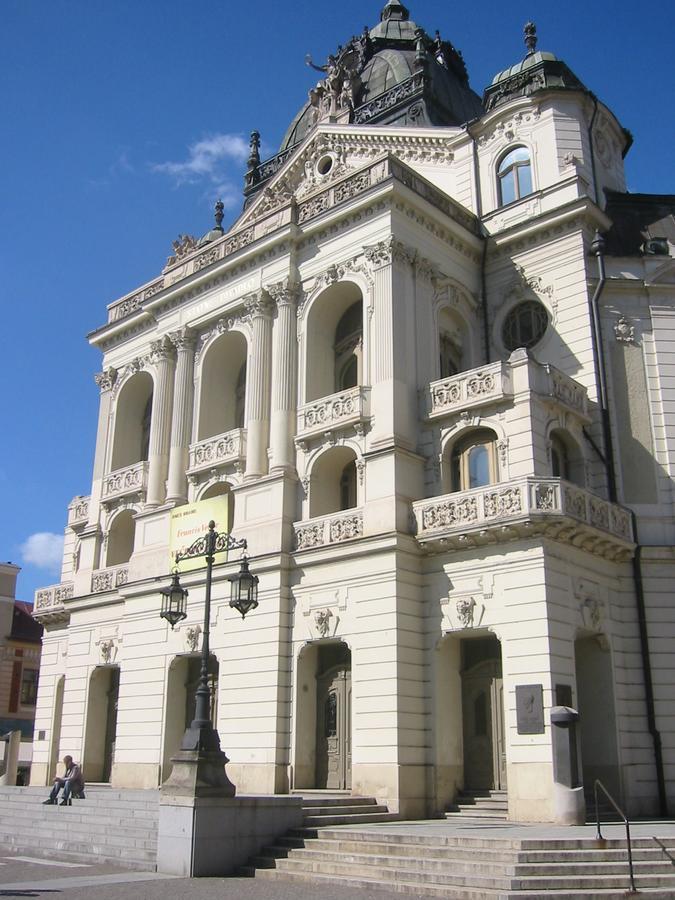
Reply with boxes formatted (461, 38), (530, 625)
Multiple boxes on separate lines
(524, 21), (537, 56)
(247, 130), (261, 172)
(214, 199), (224, 233)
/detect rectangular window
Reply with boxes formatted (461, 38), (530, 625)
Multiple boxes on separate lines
(20, 668), (39, 706)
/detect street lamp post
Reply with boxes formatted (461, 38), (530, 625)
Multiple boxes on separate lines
(158, 520), (258, 796)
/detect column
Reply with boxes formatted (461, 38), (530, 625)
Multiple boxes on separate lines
(244, 291), (273, 479)
(268, 281), (299, 472)
(364, 239), (396, 445)
(146, 338), (176, 507)
(90, 368), (118, 521)
(166, 328), (196, 504)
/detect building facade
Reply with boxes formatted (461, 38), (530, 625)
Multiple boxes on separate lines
(32, 3), (675, 821)
(1, 562), (43, 783)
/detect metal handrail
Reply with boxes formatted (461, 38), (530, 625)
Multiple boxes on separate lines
(594, 779), (636, 893)
(653, 836), (675, 867)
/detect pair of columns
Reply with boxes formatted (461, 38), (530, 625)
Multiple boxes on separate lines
(98, 282), (299, 509)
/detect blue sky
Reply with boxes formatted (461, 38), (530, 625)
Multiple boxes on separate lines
(1, 0), (673, 603)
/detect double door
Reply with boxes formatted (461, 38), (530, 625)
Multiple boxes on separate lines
(316, 666), (351, 790)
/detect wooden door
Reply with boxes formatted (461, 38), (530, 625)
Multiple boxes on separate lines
(462, 659), (506, 791)
(316, 666), (351, 790)
(102, 667), (120, 783)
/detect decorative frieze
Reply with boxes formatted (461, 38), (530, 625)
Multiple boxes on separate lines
(293, 509), (364, 551)
(102, 461), (149, 502)
(33, 582), (74, 623)
(427, 361), (511, 419)
(296, 157), (388, 226)
(91, 566), (129, 594)
(67, 495), (90, 527)
(108, 278), (165, 323)
(187, 428), (247, 475)
(353, 72), (423, 124)
(297, 386), (370, 439)
(413, 477), (634, 560)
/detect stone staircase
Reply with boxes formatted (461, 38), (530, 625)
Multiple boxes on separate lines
(0, 785), (158, 870)
(243, 829), (675, 897)
(294, 792), (399, 827)
(446, 789), (509, 821)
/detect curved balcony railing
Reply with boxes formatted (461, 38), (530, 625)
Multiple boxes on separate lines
(187, 428), (246, 475)
(293, 508), (364, 551)
(67, 495), (90, 528)
(33, 582), (73, 623)
(102, 461), (149, 502)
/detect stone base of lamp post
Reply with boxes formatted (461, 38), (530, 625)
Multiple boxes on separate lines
(157, 793), (304, 877)
(160, 748), (237, 797)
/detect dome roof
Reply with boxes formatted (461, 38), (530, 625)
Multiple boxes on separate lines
(484, 23), (587, 111)
(278, 1), (483, 153)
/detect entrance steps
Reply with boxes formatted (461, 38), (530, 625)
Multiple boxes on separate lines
(292, 791), (399, 826)
(0, 785), (159, 870)
(446, 789), (509, 820)
(242, 829), (675, 897)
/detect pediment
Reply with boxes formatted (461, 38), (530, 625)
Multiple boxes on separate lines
(233, 126), (458, 230)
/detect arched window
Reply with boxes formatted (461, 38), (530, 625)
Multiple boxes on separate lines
(439, 332), (461, 379)
(106, 510), (136, 566)
(200, 482), (234, 532)
(339, 460), (357, 510)
(140, 396), (152, 461)
(502, 300), (548, 352)
(497, 146), (532, 206)
(334, 301), (363, 392)
(111, 372), (154, 470)
(449, 429), (498, 492)
(550, 428), (584, 487)
(235, 363), (246, 429)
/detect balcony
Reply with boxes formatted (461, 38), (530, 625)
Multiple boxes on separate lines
(187, 428), (246, 475)
(297, 387), (370, 441)
(102, 461), (149, 503)
(91, 566), (129, 594)
(412, 478), (634, 560)
(67, 495), (90, 528)
(33, 582), (73, 624)
(426, 362), (512, 420)
(293, 508), (364, 551)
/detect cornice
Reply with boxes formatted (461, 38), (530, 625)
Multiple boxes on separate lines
(488, 196), (612, 253)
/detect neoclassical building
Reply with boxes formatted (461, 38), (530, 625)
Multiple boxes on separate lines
(32, 2), (675, 822)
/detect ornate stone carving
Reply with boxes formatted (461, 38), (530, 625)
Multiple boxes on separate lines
(535, 483), (556, 510)
(427, 362), (509, 419)
(185, 626), (201, 652)
(550, 368), (587, 415)
(147, 338), (174, 365)
(100, 639), (115, 664)
(614, 316), (635, 344)
(168, 328), (196, 352)
(295, 523), (325, 550)
(266, 280), (299, 308)
(193, 246), (221, 273)
(244, 291), (273, 318)
(299, 387), (368, 435)
(314, 608), (333, 638)
(165, 234), (198, 269)
(329, 513), (363, 543)
(102, 461), (149, 501)
(68, 496), (90, 526)
(188, 429), (246, 474)
(95, 367), (117, 393)
(421, 496), (478, 530)
(456, 596), (477, 628)
(91, 566), (128, 593)
(484, 487), (521, 518)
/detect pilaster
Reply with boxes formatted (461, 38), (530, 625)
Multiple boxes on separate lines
(90, 368), (118, 524)
(146, 339), (176, 507)
(244, 291), (273, 479)
(166, 328), (196, 504)
(268, 281), (299, 473)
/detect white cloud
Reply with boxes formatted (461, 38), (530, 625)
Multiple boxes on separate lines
(152, 133), (249, 184)
(20, 532), (64, 572)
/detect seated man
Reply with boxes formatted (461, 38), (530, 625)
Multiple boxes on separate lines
(43, 755), (85, 806)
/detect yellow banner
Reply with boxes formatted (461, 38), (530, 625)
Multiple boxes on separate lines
(169, 495), (230, 573)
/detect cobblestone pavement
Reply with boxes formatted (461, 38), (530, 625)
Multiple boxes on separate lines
(0, 855), (416, 900)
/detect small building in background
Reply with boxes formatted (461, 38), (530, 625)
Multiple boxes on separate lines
(0, 562), (43, 783)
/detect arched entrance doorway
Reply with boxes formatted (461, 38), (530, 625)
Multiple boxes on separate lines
(461, 636), (506, 792)
(575, 634), (620, 799)
(295, 642), (351, 790)
(162, 654), (219, 780)
(83, 666), (119, 783)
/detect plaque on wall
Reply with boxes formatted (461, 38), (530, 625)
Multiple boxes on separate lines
(516, 683), (545, 734)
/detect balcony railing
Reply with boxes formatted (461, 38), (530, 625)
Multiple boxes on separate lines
(426, 362), (512, 419)
(546, 365), (589, 419)
(67, 495), (90, 528)
(187, 428), (246, 474)
(412, 478), (633, 558)
(102, 461), (149, 502)
(91, 566), (129, 594)
(293, 508), (364, 551)
(33, 582), (74, 623)
(297, 387), (370, 440)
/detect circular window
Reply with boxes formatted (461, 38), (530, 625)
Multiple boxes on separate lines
(502, 300), (548, 351)
(316, 155), (334, 176)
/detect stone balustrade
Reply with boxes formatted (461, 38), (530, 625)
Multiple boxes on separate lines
(67, 495), (90, 527)
(293, 508), (364, 551)
(297, 387), (370, 439)
(546, 365), (589, 419)
(33, 582), (74, 623)
(412, 477), (634, 559)
(427, 362), (512, 419)
(102, 461), (149, 502)
(187, 428), (246, 474)
(91, 566), (129, 594)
